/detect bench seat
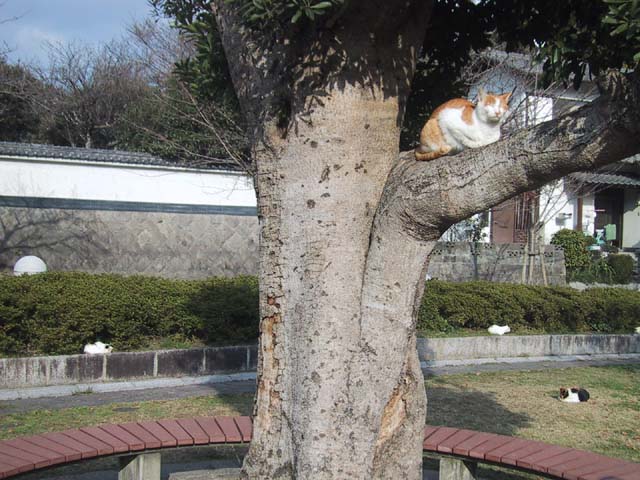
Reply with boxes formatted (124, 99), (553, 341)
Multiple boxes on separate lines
(0, 419), (637, 479)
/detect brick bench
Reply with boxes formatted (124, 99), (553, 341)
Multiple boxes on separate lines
(0, 419), (637, 479)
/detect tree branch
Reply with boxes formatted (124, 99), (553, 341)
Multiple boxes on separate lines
(210, 0), (292, 127)
(380, 70), (640, 241)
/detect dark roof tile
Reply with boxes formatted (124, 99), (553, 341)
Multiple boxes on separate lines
(0, 142), (242, 171)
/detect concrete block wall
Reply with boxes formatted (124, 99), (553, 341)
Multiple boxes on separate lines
(0, 345), (257, 389)
(427, 242), (566, 285)
(416, 334), (640, 362)
(1, 335), (638, 390)
(0, 207), (259, 278)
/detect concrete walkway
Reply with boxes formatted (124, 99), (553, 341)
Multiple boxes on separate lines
(1, 355), (638, 415)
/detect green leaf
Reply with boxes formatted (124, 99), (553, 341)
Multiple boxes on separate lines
(291, 9), (303, 22)
(612, 23), (629, 35)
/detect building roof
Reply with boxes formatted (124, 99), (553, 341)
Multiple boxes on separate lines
(569, 171), (640, 187)
(0, 141), (244, 172)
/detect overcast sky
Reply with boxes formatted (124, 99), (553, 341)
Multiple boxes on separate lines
(1, 0), (155, 65)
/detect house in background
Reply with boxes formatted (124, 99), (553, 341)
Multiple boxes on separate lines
(464, 50), (640, 252)
(0, 141), (259, 278)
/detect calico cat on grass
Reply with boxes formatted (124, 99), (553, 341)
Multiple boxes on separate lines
(415, 88), (511, 161)
(559, 387), (590, 403)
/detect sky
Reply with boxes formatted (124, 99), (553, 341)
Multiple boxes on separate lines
(0, 0), (155, 65)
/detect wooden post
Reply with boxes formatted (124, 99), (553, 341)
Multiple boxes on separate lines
(439, 457), (478, 480)
(119, 453), (161, 480)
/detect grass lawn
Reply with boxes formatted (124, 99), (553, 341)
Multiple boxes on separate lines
(0, 365), (637, 475)
(426, 364), (640, 463)
(0, 394), (253, 440)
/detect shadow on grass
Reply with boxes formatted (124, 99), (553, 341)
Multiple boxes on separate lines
(425, 385), (531, 436)
(424, 384), (540, 479)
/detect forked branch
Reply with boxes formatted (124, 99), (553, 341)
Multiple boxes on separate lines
(380, 70), (640, 241)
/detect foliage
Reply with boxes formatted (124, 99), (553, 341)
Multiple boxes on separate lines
(486, 0), (637, 89)
(418, 280), (640, 335)
(233, 0), (344, 26)
(569, 258), (615, 284)
(153, 1), (639, 150)
(550, 229), (594, 270)
(0, 60), (41, 142)
(606, 253), (635, 284)
(551, 230), (636, 284)
(150, 0), (237, 105)
(2, 273), (638, 357)
(114, 76), (246, 167)
(603, 0), (640, 66)
(0, 272), (258, 356)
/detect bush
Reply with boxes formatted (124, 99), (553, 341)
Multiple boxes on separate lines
(2, 273), (638, 357)
(606, 254), (635, 284)
(418, 280), (640, 335)
(0, 272), (258, 356)
(550, 229), (594, 270)
(570, 258), (615, 284)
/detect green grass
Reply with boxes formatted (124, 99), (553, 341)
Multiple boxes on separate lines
(426, 365), (640, 463)
(0, 365), (637, 478)
(0, 394), (253, 440)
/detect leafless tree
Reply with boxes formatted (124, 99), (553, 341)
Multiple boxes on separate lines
(6, 40), (150, 149)
(0, 0), (25, 58)
(121, 19), (249, 170)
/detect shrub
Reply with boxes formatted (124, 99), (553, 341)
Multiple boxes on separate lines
(0, 272), (258, 356)
(606, 254), (635, 284)
(550, 229), (593, 270)
(418, 280), (640, 335)
(2, 273), (639, 357)
(570, 258), (615, 284)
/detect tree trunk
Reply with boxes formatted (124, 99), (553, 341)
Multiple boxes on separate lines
(211, 0), (640, 474)
(243, 82), (432, 479)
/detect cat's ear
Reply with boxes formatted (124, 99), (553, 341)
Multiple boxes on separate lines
(502, 92), (512, 103)
(477, 87), (486, 102)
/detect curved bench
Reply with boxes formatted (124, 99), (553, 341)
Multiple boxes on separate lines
(0, 419), (637, 479)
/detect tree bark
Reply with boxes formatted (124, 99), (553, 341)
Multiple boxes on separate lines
(211, 1), (436, 477)
(210, 1), (640, 475)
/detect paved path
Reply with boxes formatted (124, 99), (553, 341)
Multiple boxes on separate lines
(1, 356), (638, 415)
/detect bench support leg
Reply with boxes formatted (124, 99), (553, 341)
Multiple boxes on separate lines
(119, 452), (161, 480)
(439, 457), (478, 480)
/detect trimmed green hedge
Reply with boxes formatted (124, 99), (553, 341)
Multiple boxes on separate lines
(0, 272), (258, 356)
(418, 280), (640, 335)
(1, 273), (638, 357)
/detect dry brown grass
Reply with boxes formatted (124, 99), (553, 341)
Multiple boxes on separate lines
(426, 365), (640, 463)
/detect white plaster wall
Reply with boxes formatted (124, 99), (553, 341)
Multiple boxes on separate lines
(582, 194), (596, 236)
(524, 95), (553, 124)
(0, 157), (256, 207)
(540, 180), (574, 244)
(623, 189), (640, 249)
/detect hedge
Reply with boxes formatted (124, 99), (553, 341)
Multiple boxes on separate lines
(418, 280), (640, 335)
(0, 272), (258, 356)
(1, 273), (639, 357)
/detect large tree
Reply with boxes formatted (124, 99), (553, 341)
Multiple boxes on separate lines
(157, 0), (639, 478)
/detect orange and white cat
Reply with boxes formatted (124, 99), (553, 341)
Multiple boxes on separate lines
(415, 88), (511, 161)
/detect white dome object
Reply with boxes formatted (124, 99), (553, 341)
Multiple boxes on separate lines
(13, 256), (47, 276)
